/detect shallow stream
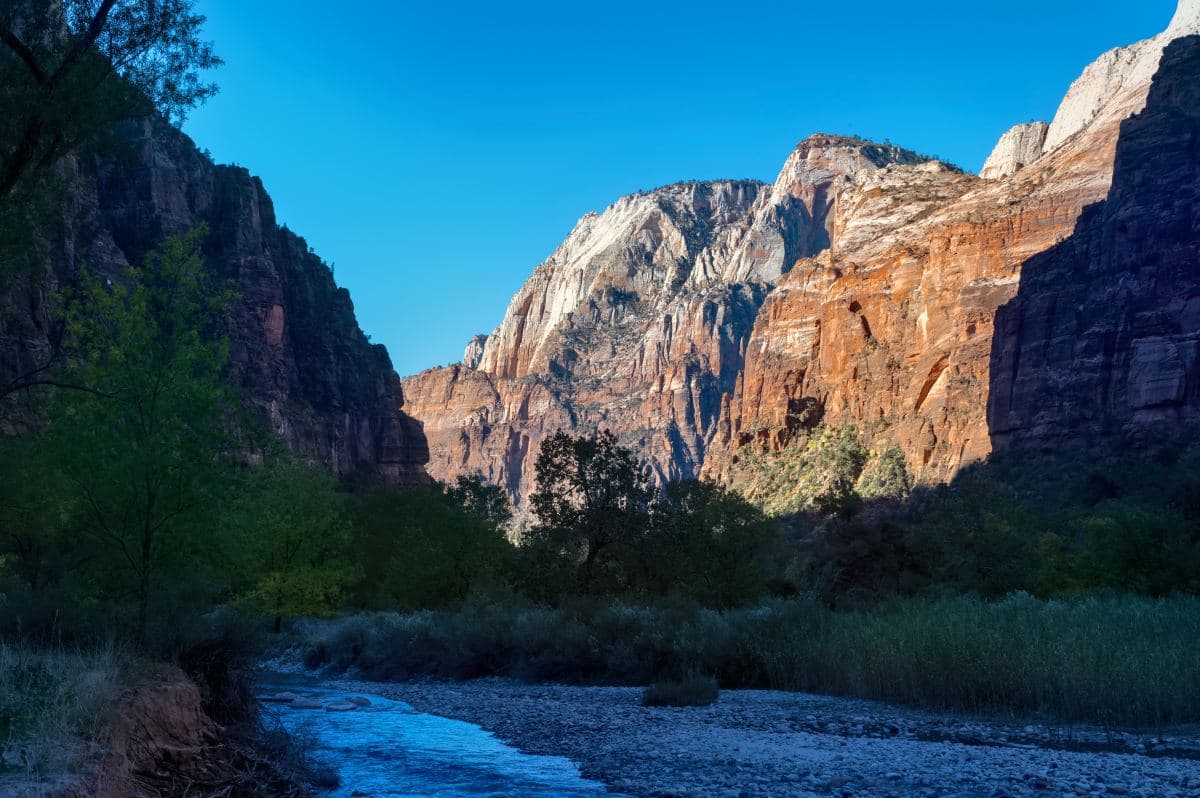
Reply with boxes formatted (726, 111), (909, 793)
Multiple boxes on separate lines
(258, 678), (609, 798)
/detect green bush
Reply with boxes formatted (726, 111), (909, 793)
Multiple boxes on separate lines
(642, 675), (720, 707)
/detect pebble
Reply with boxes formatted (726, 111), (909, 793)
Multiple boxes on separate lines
(318, 678), (1200, 798)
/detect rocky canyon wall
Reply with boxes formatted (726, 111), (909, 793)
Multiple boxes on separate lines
(1, 119), (429, 483)
(403, 140), (934, 505)
(988, 35), (1200, 448)
(402, 2), (1199, 506)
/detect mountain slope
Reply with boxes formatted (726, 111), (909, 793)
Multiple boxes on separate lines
(989, 34), (1200, 446)
(706, 1), (1200, 484)
(1, 119), (430, 483)
(403, 1), (1199, 506)
(403, 140), (935, 504)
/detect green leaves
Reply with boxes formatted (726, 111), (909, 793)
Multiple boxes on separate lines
(528, 430), (652, 588)
(38, 227), (235, 639)
(232, 457), (355, 630)
(349, 478), (514, 611)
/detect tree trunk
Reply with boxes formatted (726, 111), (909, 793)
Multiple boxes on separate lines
(0, 115), (45, 201)
(136, 566), (149, 644)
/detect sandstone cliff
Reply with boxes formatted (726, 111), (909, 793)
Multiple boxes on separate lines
(706, 2), (1200, 485)
(404, 140), (935, 504)
(0, 119), (429, 483)
(989, 35), (1200, 446)
(402, 1), (1199, 506)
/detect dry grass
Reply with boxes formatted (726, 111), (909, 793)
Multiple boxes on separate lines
(0, 643), (131, 788)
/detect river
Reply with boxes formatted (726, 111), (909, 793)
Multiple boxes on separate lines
(258, 678), (610, 797)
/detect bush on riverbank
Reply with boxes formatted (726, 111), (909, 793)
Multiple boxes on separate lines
(301, 592), (1200, 726)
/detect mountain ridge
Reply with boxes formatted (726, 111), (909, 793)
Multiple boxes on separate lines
(401, 1), (1200, 508)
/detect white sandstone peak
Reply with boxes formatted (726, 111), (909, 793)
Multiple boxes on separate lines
(980, 121), (1049, 180)
(1040, 0), (1200, 155)
(1168, 0), (1200, 36)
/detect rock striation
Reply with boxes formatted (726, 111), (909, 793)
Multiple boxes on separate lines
(463, 334), (489, 369)
(706, 3), (1200, 485)
(402, 1), (1199, 505)
(980, 121), (1048, 180)
(1, 119), (429, 483)
(989, 35), (1200, 446)
(403, 139), (935, 504)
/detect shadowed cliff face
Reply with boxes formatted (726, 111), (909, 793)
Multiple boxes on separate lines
(988, 36), (1200, 448)
(1, 119), (429, 483)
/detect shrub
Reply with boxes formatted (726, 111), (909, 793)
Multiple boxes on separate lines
(642, 674), (720, 707)
(298, 593), (1200, 726)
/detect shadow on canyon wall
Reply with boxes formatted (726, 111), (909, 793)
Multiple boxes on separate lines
(986, 35), (1200, 454)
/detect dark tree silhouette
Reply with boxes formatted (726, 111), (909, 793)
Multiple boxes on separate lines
(528, 430), (651, 589)
(0, 0), (221, 200)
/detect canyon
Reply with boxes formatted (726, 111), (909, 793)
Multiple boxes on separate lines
(0, 118), (430, 484)
(402, 2), (1200, 508)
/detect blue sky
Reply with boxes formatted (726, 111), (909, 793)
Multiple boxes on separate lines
(185, 1), (1174, 378)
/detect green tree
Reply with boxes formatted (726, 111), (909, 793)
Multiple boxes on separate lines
(351, 484), (513, 610)
(644, 480), (777, 607)
(856, 445), (911, 502)
(236, 458), (355, 632)
(1, 0), (221, 200)
(0, 435), (74, 593)
(527, 430), (652, 592)
(796, 426), (868, 518)
(42, 228), (233, 641)
(446, 474), (513, 529)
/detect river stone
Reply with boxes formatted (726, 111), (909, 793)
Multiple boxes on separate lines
(290, 698), (324, 710)
(326, 701), (359, 712)
(346, 696), (372, 707)
(260, 691), (301, 703)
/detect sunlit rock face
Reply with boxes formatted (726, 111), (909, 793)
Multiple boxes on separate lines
(707, 3), (1200, 485)
(463, 335), (489, 369)
(980, 122), (1048, 180)
(403, 139), (934, 506)
(403, 2), (1199, 505)
(0, 119), (429, 483)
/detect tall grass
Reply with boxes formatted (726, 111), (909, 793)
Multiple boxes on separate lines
(0, 643), (131, 785)
(300, 593), (1200, 727)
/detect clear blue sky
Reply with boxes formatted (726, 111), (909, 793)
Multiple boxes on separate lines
(184, 1), (1174, 378)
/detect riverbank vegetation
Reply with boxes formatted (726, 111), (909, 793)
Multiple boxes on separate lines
(296, 592), (1200, 726)
(3, 240), (1199, 728)
(0, 644), (131, 783)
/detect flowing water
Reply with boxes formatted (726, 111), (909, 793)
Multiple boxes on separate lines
(258, 679), (610, 797)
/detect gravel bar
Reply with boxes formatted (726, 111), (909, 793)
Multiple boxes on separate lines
(324, 678), (1200, 798)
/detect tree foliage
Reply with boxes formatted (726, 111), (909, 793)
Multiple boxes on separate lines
(528, 430), (652, 590)
(232, 458), (356, 632)
(350, 477), (514, 611)
(39, 227), (233, 640)
(642, 480), (777, 607)
(0, 0), (221, 200)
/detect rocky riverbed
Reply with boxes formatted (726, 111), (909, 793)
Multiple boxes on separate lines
(321, 678), (1200, 798)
